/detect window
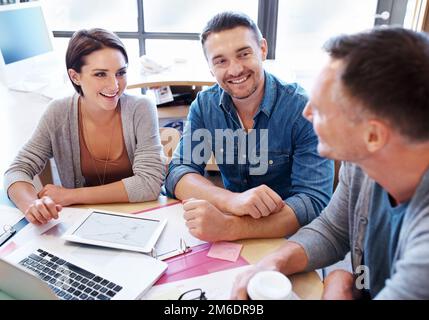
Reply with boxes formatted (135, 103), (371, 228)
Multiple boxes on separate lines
(145, 39), (204, 64)
(141, 0), (257, 63)
(275, 0), (379, 90)
(143, 0), (258, 33)
(43, 0), (138, 31)
(51, 37), (140, 62)
(43, 0), (259, 61)
(40, 0), (412, 90)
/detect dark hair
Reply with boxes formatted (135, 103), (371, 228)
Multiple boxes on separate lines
(66, 28), (128, 95)
(324, 27), (429, 142)
(200, 11), (262, 49)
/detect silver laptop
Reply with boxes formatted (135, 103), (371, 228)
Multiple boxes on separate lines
(0, 242), (167, 300)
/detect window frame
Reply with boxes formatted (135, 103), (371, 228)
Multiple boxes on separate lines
(51, 0), (409, 59)
(375, 0), (409, 26)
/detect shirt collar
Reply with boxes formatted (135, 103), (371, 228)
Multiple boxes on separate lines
(218, 71), (277, 119)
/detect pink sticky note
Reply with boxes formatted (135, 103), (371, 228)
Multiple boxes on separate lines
(207, 241), (243, 262)
(156, 243), (249, 285)
(0, 241), (17, 258)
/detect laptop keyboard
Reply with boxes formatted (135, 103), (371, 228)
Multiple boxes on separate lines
(18, 249), (123, 300)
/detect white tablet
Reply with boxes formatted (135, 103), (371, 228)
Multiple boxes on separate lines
(62, 209), (167, 254)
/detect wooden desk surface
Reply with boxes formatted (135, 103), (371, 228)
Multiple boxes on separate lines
(77, 196), (323, 300)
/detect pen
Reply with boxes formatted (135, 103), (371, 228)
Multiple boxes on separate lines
(0, 227), (16, 246)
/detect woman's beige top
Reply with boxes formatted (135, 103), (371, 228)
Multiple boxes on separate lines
(78, 105), (134, 187)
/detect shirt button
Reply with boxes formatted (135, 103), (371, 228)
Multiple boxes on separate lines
(243, 179), (248, 184)
(242, 154), (246, 159)
(269, 160), (274, 165)
(354, 246), (362, 255)
(75, 179), (80, 185)
(360, 217), (368, 225)
(220, 148), (224, 153)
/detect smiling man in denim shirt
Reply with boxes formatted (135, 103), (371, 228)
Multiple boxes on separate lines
(165, 12), (334, 242)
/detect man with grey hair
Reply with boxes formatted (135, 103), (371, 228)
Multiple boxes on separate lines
(232, 27), (429, 299)
(165, 12), (334, 242)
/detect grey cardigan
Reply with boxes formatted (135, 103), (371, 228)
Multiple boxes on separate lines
(4, 93), (165, 202)
(290, 162), (429, 299)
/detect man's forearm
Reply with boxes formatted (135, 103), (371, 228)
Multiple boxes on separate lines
(174, 173), (233, 211)
(262, 240), (309, 276)
(227, 204), (301, 240)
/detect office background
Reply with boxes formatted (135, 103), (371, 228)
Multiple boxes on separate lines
(0, 0), (428, 300)
(0, 0), (428, 187)
(2, 0), (426, 91)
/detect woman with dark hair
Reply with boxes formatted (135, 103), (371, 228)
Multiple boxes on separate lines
(4, 28), (165, 225)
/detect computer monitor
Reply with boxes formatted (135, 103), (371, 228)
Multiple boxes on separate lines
(0, 2), (64, 92)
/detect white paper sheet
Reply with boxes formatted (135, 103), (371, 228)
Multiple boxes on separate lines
(143, 265), (252, 300)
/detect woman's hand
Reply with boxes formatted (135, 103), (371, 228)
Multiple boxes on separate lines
(25, 196), (62, 225)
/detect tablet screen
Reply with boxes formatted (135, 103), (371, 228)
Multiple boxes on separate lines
(72, 211), (161, 248)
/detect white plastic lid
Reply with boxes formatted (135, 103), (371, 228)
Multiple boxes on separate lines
(247, 271), (292, 300)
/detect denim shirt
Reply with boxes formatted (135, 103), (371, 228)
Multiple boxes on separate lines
(165, 72), (334, 226)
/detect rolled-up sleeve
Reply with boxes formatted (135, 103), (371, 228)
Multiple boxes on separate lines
(285, 115), (334, 226)
(165, 96), (209, 198)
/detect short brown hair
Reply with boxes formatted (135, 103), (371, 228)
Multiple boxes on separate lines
(200, 12), (262, 51)
(324, 27), (429, 142)
(66, 28), (128, 95)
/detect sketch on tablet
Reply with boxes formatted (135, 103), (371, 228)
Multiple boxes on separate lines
(73, 212), (160, 247)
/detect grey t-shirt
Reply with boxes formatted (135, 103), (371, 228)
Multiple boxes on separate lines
(363, 183), (409, 298)
(289, 162), (429, 299)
